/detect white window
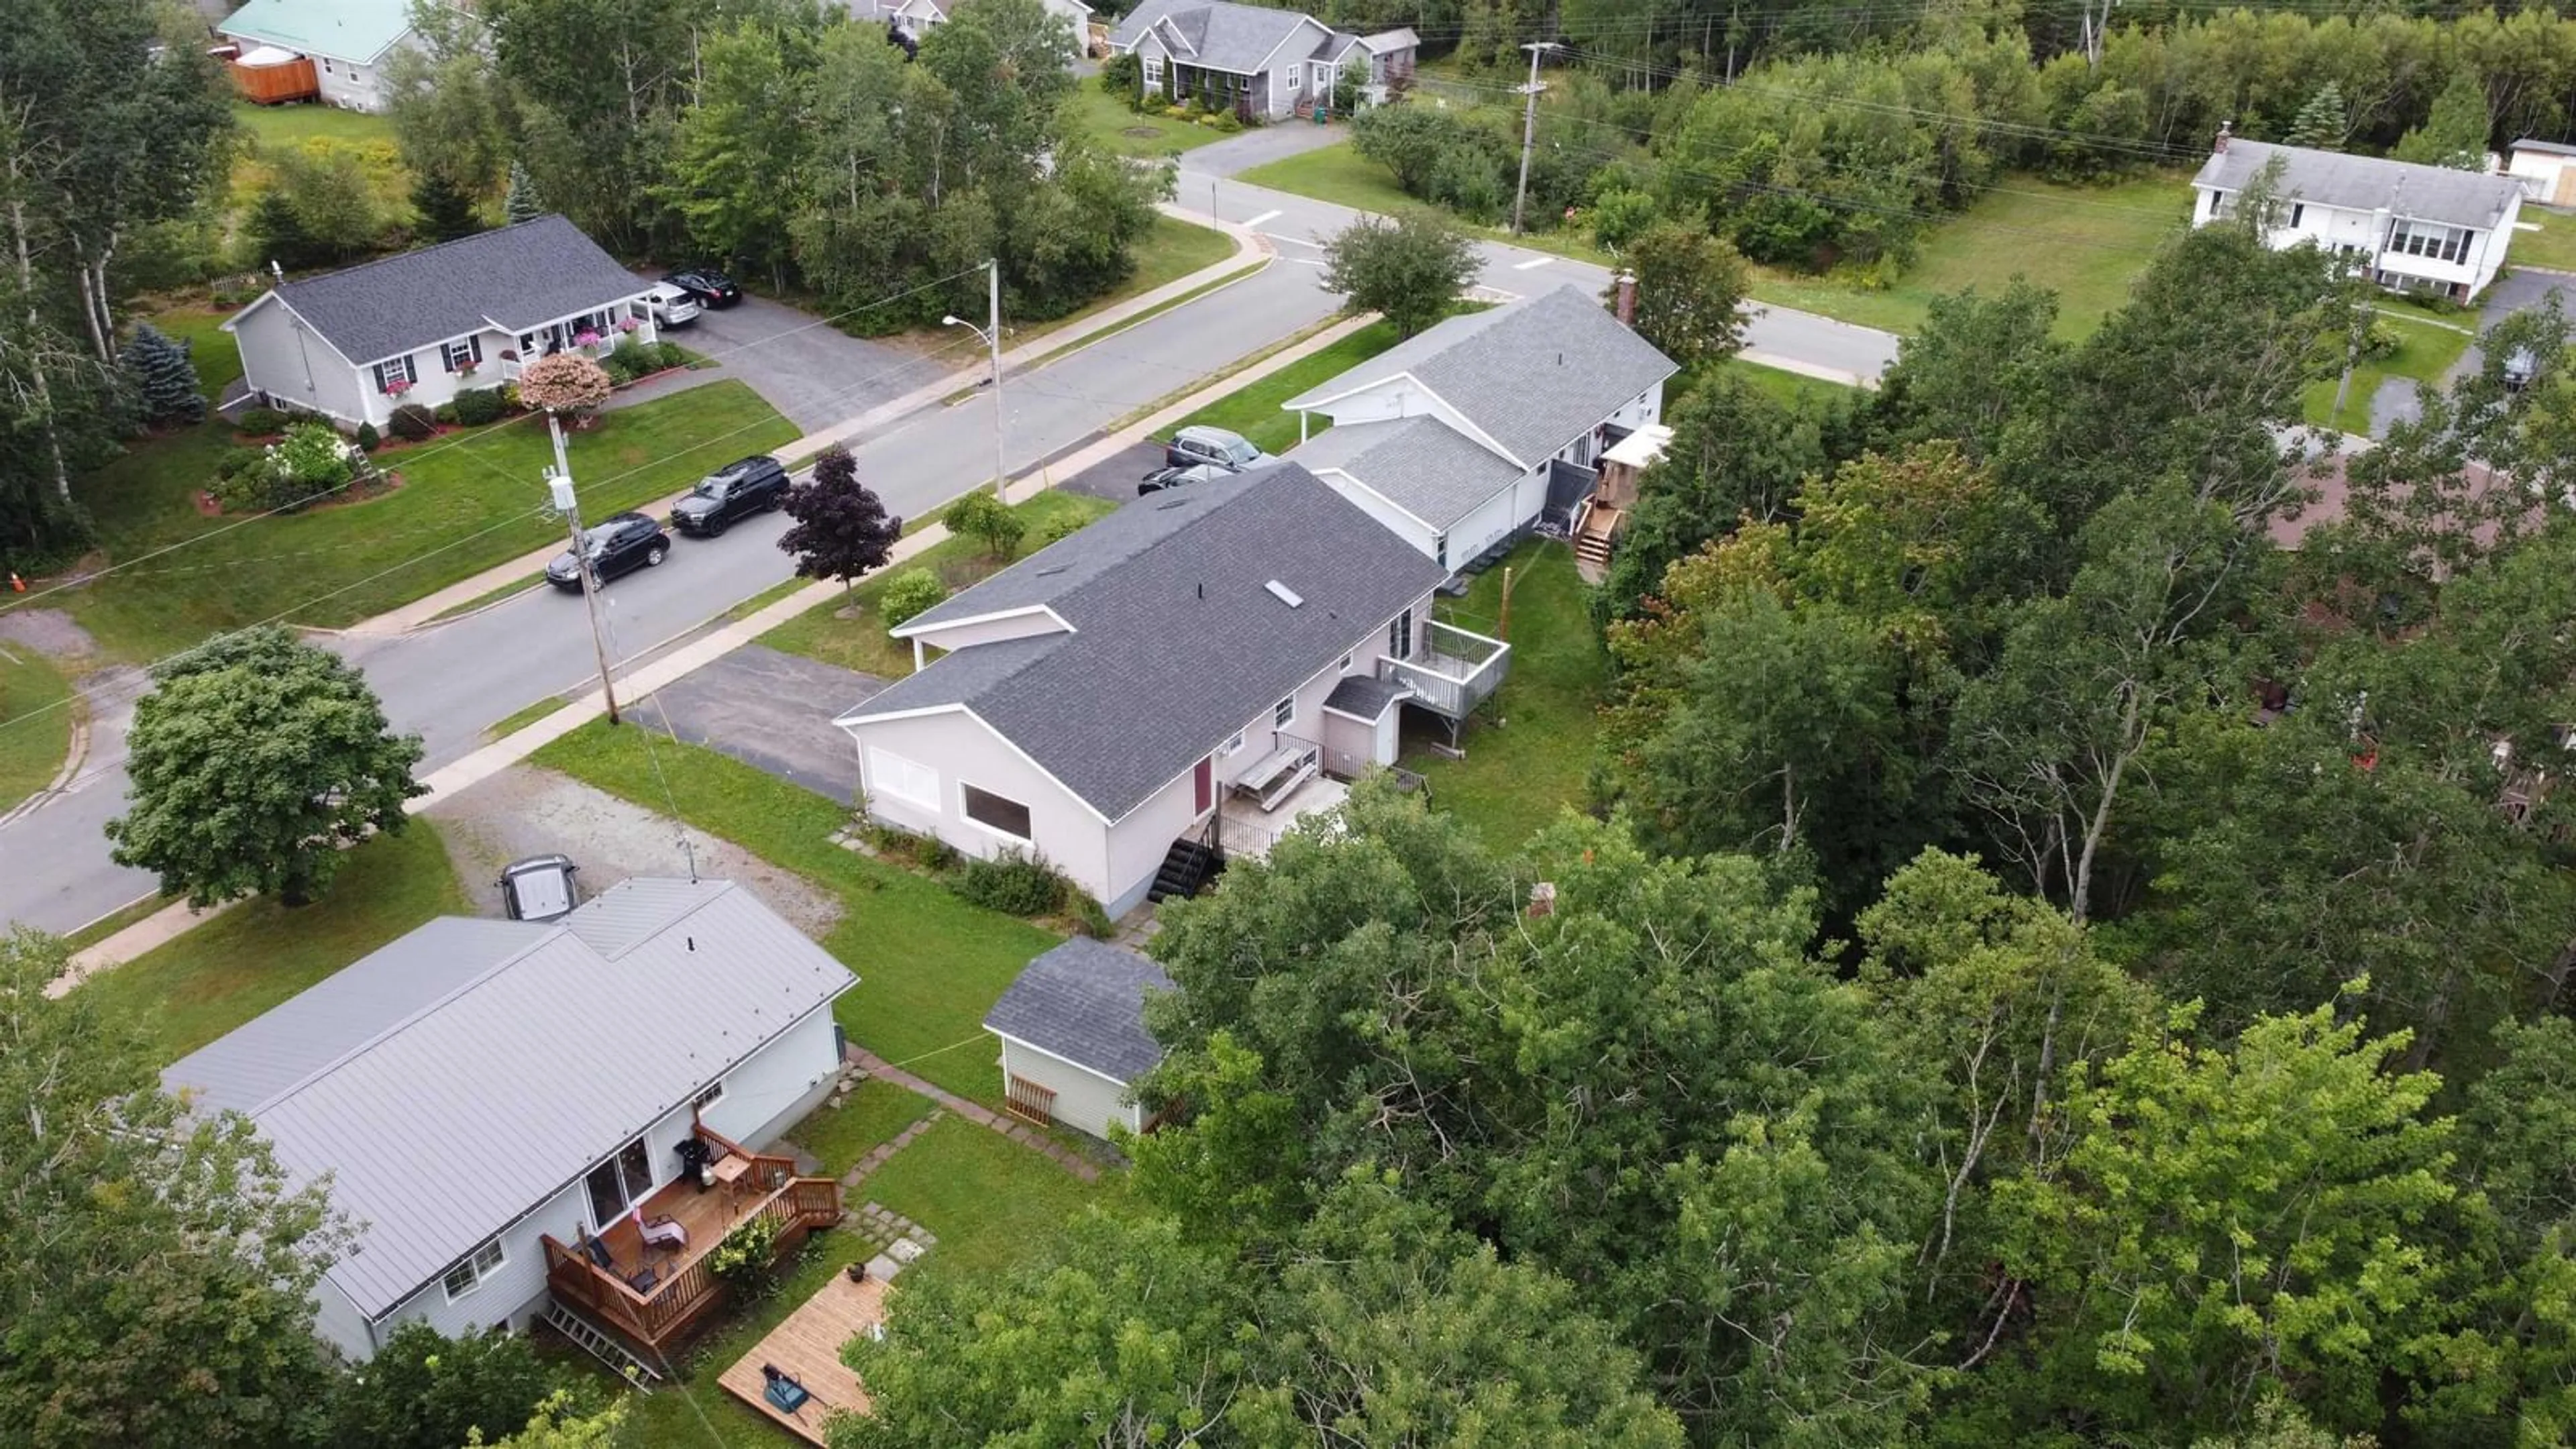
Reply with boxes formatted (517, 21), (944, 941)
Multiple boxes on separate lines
(868, 748), (939, 810)
(1273, 696), (1294, 729)
(2387, 220), (2471, 264)
(441, 1238), (506, 1301)
(1435, 535), (1449, 569)
(961, 783), (1033, 841)
(370, 355), (418, 395)
(1340, 655), (1352, 672)
(441, 337), (482, 373)
(1220, 729), (1246, 756)
(693, 1079), (724, 1112)
(1142, 54), (1163, 88)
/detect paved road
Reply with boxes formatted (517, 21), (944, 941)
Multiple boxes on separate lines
(0, 172), (1904, 937)
(667, 294), (954, 431)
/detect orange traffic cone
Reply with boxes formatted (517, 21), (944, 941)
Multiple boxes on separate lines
(7, 572), (23, 593)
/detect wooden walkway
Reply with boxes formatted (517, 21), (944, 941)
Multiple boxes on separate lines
(716, 1272), (888, 1444)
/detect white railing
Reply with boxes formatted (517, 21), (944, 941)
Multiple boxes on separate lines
(1383, 620), (1509, 719)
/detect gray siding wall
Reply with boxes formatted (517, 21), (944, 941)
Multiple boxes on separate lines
(233, 299), (372, 426)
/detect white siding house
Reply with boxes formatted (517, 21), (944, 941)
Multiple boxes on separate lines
(2190, 136), (2526, 301)
(226, 216), (659, 430)
(2507, 139), (2576, 207)
(1108, 0), (1416, 120)
(163, 880), (856, 1362)
(837, 467), (1479, 918)
(983, 938), (1173, 1139)
(216, 0), (426, 113)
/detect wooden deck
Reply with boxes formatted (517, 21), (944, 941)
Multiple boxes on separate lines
(717, 1272), (887, 1444)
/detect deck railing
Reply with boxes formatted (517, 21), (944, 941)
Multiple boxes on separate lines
(1383, 620), (1511, 719)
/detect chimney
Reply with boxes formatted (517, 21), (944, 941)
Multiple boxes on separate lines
(1613, 271), (1637, 326)
(2214, 121), (2231, 156)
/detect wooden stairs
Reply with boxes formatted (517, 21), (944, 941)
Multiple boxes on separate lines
(1572, 500), (1623, 578)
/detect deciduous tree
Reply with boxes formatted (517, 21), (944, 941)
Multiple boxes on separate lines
(778, 443), (902, 592)
(327, 1322), (556, 1449)
(1611, 219), (1749, 366)
(1320, 211), (1478, 338)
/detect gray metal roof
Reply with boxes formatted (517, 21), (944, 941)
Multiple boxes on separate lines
(1324, 674), (1407, 719)
(1286, 415), (1526, 530)
(1110, 0), (1319, 72)
(164, 879), (857, 1320)
(983, 938), (1173, 1083)
(241, 215), (653, 366)
(1282, 285), (1678, 467)
(2514, 138), (2576, 160)
(840, 465), (1445, 820)
(2191, 141), (2524, 230)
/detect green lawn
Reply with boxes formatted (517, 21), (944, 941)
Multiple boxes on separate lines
(1233, 142), (1618, 269)
(0, 648), (74, 818)
(233, 101), (398, 149)
(1407, 539), (1605, 850)
(63, 361), (794, 662)
(230, 102), (411, 222)
(758, 491), (1115, 679)
(2512, 208), (2576, 274)
(1067, 86), (1228, 160)
(1167, 315), (1415, 456)
(533, 722), (1060, 1107)
(786, 1080), (937, 1178)
(75, 822), (467, 1065)
(858, 1116), (1118, 1275)
(2302, 310), (2478, 433)
(1721, 356), (1861, 407)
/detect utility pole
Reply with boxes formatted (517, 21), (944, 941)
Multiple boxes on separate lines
(986, 258), (1006, 500)
(546, 411), (621, 726)
(1511, 42), (1556, 236)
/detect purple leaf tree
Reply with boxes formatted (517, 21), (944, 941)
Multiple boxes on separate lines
(777, 443), (902, 595)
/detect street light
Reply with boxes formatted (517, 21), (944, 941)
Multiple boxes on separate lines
(944, 258), (1006, 500)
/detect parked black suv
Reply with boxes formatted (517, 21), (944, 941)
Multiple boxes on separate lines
(545, 512), (671, 590)
(665, 267), (743, 308)
(670, 455), (791, 537)
(1139, 462), (1230, 494)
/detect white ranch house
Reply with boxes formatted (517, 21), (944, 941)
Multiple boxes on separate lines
(225, 216), (661, 431)
(1108, 0), (1417, 120)
(162, 879), (854, 1372)
(835, 466), (1503, 917)
(2191, 136), (2524, 301)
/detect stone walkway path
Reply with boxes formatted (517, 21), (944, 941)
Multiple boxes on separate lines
(843, 1046), (1104, 1183)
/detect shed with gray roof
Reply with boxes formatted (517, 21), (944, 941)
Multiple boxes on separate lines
(984, 938), (1173, 1139)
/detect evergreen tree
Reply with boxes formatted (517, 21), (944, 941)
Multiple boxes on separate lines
(503, 160), (545, 225)
(411, 169), (482, 243)
(2393, 70), (2491, 170)
(776, 445), (902, 593)
(117, 321), (204, 428)
(2284, 82), (2349, 150)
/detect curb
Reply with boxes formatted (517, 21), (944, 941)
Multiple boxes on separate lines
(0, 716), (89, 831)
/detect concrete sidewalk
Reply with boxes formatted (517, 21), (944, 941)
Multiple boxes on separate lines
(58, 304), (1380, 989)
(348, 206), (1271, 639)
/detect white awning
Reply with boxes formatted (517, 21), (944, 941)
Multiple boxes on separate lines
(1601, 423), (1674, 470)
(237, 44), (302, 67)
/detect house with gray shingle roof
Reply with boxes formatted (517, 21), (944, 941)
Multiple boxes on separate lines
(223, 215), (661, 429)
(983, 938), (1174, 1138)
(1107, 0), (1415, 119)
(1280, 284), (1678, 569)
(833, 465), (1493, 918)
(2190, 136), (2524, 301)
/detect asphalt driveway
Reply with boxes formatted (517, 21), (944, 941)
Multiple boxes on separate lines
(638, 645), (884, 805)
(1059, 440), (1167, 501)
(2448, 265), (2575, 385)
(662, 290), (957, 431)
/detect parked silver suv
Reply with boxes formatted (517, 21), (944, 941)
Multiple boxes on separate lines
(1164, 425), (1273, 473)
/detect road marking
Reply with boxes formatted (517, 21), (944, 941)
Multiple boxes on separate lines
(1244, 209), (1282, 227)
(1512, 256), (1554, 270)
(1270, 233), (1328, 250)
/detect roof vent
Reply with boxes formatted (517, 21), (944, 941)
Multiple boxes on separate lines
(1034, 565), (1069, 577)
(1266, 580), (1303, 608)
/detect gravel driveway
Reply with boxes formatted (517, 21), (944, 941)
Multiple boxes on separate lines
(427, 765), (843, 936)
(661, 291), (958, 431)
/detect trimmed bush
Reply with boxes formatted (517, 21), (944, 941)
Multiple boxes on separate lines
(354, 422), (381, 453)
(451, 386), (506, 426)
(432, 402), (459, 425)
(955, 848), (1070, 917)
(878, 568), (947, 630)
(388, 403), (437, 441)
(238, 406), (288, 437)
(653, 339), (688, 371)
(213, 447), (262, 482)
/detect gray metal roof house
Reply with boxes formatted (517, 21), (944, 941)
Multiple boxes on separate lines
(2188, 138), (2526, 301)
(983, 938), (1175, 1138)
(835, 465), (1493, 918)
(165, 878), (857, 1363)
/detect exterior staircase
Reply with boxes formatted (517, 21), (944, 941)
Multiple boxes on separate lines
(537, 1299), (664, 1386)
(1148, 837), (1222, 902)
(1571, 500), (1622, 582)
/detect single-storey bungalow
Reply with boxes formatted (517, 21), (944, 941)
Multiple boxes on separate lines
(1107, 0), (1417, 120)
(225, 215), (661, 430)
(834, 466), (1500, 917)
(2191, 135), (2525, 301)
(983, 937), (1173, 1139)
(217, 0), (423, 113)
(163, 879), (855, 1370)
(1281, 284), (1678, 572)
(2506, 138), (2576, 207)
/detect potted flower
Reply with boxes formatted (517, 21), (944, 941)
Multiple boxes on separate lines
(616, 315), (641, 334)
(385, 376), (413, 398)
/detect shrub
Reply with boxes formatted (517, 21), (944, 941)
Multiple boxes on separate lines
(354, 422), (380, 453)
(943, 490), (1026, 559)
(1213, 111), (1243, 133)
(213, 446), (262, 482)
(654, 339), (689, 371)
(237, 406), (287, 437)
(917, 835), (958, 871)
(1164, 105), (1190, 121)
(452, 386), (506, 426)
(1040, 514), (1087, 546)
(431, 402), (458, 425)
(325, 1321), (557, 1449)
(1590, 187), (1662, 253)
(610, 337), (655, 380)
(213, 419), (361, 513)
(1069, 891), (1114, 938)
(1100, 51), (1140, 98)
(388, 403), (437, 441)
(499, 383), (523, 412)
(2356, 320), (2404, 361)
(704, 1211), (784, 1303)
(955, 848), (1070, 917)
(877, 568), (947, 629)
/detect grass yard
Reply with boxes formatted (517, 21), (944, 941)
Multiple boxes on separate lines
(858, 1116), (1118, 1275)
(533, 722), (1060, 1108)
(233, 101), (398, 149)
(1234, 143), (1619, 270)
(2302, 310), (2477, 433)
(1721, 356), (1861, 408)
(76, 822), (466, 1065)
(1068, 87), (1229, 160)
(1165, 314), (1421, 456)
(786, 1080), (938, 1178)
(1408, 539), (1605, 850)
(62, 362), (794, 663)
(757, 490), (1114, 678)
(229, 102), (411, 221)
(2513, 208), (2576, 274)
(0, 649), (75, 818)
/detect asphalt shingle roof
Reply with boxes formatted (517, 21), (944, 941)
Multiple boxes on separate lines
(1324, 674), (1407, 719)
(164, 879), (856, 1320)
(1282, 285), (1678, 467)
(839, 465), (1445, 820)
(1285, 415), (1526, 531)
(218, 0), (414, 64)
(983, 938), (1174, 1083)
(1112, 0), (1318, 72)
(248, 215), (652, 366)
(2514, 138), (2576, 160)
(2192, 140), (2524, 230)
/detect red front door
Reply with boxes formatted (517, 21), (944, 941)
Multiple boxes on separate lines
(1193, 757), (1213, 814)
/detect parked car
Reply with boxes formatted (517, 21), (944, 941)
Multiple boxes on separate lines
(644, 280), (703, 327)
(1165, 425), (1273, 473)
(669, 455), (791, 537)
(498, 854), (580, 922)
(665, 267), (742, 308)
(2504, 345), (2539, 392)
(545, 512), (670, 590)
(1139, 462), (1230, 494)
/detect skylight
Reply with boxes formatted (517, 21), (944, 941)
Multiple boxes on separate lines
(1265, 580), (1303, 608)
